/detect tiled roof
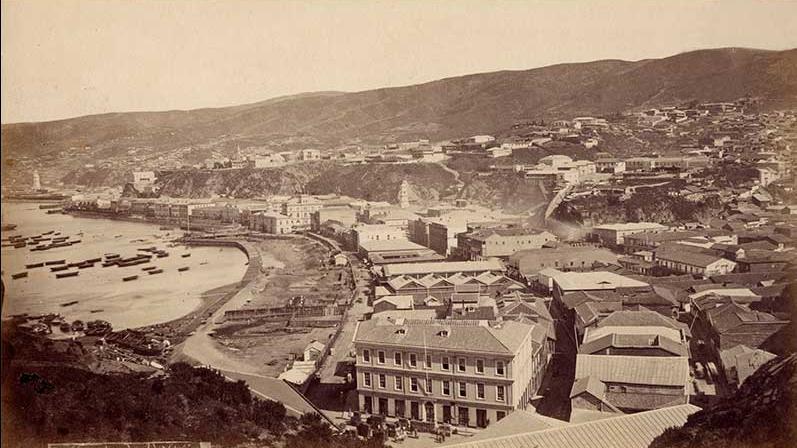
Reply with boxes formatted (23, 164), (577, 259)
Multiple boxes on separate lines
(354, 318), (532, 355)
(447, 404), (700, 448)
(575, 354), (690, 387)
(578, 333), (689, 357)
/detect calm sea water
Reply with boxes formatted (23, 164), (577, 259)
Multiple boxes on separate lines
(1, 202), (248, 329)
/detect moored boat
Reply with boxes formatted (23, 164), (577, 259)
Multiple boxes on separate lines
(123, 275), (139, 281)
(61, 300), (79, 307)
(181, 253), (191, 258)
(12, 272), (28, 279)
(148, 269), (164, 275)
(45, 259), (66, 265)
(56, 271), (79, 279)
(25, 262), (45, 269)
(50, 265), (70, 272)
(178, 266), (190, 272)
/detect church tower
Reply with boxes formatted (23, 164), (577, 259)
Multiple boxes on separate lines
(398, 180), (411, 208)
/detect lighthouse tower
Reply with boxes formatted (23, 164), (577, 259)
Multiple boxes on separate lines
(398, 180), (411, 208)
(32, 170), (42, 191)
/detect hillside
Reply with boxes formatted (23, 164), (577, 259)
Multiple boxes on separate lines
(650, 354), (797, 448)
(3, 48), (796, 161)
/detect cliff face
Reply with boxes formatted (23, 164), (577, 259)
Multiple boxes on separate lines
(305, 163), (458, 204)
(154, 163), (328, 198)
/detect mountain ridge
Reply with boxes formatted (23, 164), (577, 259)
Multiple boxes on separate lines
(2, 47), (796, 159)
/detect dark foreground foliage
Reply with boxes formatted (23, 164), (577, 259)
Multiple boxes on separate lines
(650, 354), (797, 448)
(2, 361), (386, 448)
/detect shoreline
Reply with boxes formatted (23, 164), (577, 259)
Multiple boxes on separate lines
(136, 238), (261, 342)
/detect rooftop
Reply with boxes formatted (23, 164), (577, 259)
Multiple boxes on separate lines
(575, 354), (690, 387)
(592, 222), (668, 232)
(354, 318), (533, 355)
(447, 404), (700, 448)
(551, 270), (650, 291)
(382, 259), (505, 277)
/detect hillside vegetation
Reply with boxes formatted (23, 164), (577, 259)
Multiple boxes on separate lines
(4, 48), (796, 159)
(650, 354), (797, 448)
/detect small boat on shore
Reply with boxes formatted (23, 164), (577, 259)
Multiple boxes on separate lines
(148, 269), (164, 275)
(61, 300), (79, 307)
(25, 262), (45, 269)
(142, 266), (158, 271)
(71, 320), (85, 332)
(56, 271), (79, 279)
(12, 272), (28, 279)
(77, 262), (94, 269)
(181, 253), (191, 258)
(123, 275), (139, 281)
(178, 266), (190, 272)
(45, 259), (66, 265)
(50, 265), (70, 272)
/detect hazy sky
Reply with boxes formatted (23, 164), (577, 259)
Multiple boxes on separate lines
(2, 0), (796, 124)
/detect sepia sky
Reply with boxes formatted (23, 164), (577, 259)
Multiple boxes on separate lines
(2, 0), (796, 124)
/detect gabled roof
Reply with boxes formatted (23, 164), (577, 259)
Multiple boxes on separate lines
(373, 295), (414, 310)
(578, 332), (688, 357)
(598, 309), (690, 335)
(575, 354), (690, 387)
(707, 302), (782, 334)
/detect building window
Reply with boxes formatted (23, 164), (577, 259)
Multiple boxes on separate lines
(410, 378), (419, 392)
(497, 385), (505, 402)
(496, 361), (505, 376)
(362, 349), (370, 363)
(363, 372), (371, 387)
(395, 376), (403, 391)
(442, 357), (450, 371)
(442, 380), (451, 396)
(379, 374), (386, 389)
(409, 353), (417, 367)
(458, 382), (467, 398)
(378, 351), (385, 364)
(458, 357), (466, 372)
(425, 354), (432, 369)
(394, 352), (402, 366)
(426, 378), (433, 393)
(477, 383), (485, 399)
(476, 359), (484, 374)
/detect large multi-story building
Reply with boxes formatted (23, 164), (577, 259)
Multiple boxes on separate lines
(591, 222), (668, 247)
(281, 195), (323, 231)
(456, 228), (557, 260)
(354, 318), (548, 428)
